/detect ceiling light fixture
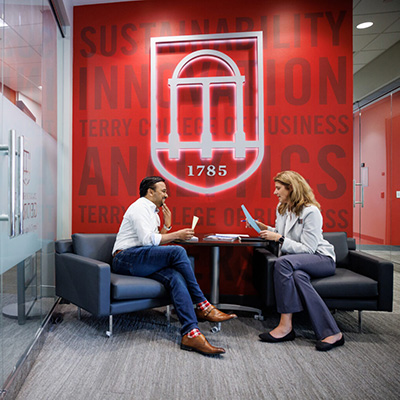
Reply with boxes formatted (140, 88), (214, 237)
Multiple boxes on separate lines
(356, 22), (374, 29)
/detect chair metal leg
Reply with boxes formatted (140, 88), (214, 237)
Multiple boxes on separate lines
(166, 305), (171, 326)
(77, 307), (81, 320)
(210, 323), (221, 333)
(358, 310), (362, 333)
(106, 315), (113, 337)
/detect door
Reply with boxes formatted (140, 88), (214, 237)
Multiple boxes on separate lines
(1, 0), (58, 389)
(353, 89), (400, 262)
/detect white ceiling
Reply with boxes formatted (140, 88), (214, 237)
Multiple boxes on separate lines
(1, 0), (400, 105)
(353, 0), (400, 73)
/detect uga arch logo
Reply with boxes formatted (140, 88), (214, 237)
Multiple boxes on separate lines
(150, 32), (264, 194)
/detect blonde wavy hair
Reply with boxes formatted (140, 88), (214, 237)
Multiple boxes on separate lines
(274, 171), (321, 216)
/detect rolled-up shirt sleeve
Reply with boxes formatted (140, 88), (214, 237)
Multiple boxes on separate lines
(151, 232), (162, 246)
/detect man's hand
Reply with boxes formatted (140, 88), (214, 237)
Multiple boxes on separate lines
(176, 228), (195, 241)
(160, 228), (194, 244)
(161, 203), (172, 228)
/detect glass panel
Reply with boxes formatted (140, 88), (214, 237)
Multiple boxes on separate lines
(0, 0), (58, 389)
(40, 1), (58, 316)
(353, 108), (361, 246)
(389, 90), (400, 266)
(1, 0), (4, 387)
(354, 89), (400, 265)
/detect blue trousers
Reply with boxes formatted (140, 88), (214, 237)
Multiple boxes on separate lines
(112, 245), (206, 336)
(274, 253), (340, 340)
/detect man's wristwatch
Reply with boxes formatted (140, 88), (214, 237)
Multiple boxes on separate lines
(164, 224), (172, 231)
(278, 235), (285, 245)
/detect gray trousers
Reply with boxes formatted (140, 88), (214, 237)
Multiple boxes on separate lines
(274, 253), (340, 340)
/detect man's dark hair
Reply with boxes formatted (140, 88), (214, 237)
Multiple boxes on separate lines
(139, 176), (166, 197)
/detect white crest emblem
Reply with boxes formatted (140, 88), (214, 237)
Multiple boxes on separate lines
(150, 32), (264, 194)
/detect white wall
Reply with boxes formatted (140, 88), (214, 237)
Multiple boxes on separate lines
(57, 1), (74, 239)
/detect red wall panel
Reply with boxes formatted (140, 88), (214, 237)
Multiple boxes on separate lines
(387, 94), (400, 245)
(73, 0), (353, 295)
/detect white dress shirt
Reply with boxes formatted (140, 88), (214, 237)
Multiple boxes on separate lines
(112, 197), (162, 255)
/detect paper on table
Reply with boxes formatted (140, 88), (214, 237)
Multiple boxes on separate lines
(215, 233), (250, 239)
(203, 235), (235, 241)
(192, 216), (199, 230)
(241, 205), (261, 233)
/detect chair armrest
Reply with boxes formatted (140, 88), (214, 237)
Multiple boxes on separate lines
(55, 239), (73, 254)
(347, 250), (393, 311)
(56, 253), (111, 317)
(347, 237), (356, 250)
(253, 248), (278, 308)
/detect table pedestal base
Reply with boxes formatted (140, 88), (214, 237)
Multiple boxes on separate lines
(217, 303), (264, 320)
(209, 247), (264, 332)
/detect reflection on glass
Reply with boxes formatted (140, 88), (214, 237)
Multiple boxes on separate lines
(353, 89), (400, 266)
(1, 0), (58, 391)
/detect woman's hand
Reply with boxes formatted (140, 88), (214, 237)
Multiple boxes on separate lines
(244, 219), (267, 230)
(259, 230), (282, 242)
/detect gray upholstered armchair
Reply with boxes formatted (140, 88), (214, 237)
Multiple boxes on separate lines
(253, 232), (394, 331)
(55, 233), (174, 336)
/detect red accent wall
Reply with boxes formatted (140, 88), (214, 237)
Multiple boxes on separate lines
(72, 0), (353, 295)
(387, 95), (400, 245)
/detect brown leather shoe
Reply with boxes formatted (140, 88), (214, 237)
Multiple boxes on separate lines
(181, 333), (225, 355)
(195, 305), (237, 322)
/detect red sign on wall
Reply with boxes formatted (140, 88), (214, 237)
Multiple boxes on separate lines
(73, 0), (353, 295)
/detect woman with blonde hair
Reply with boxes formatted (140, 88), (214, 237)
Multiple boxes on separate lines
(255, 171), (344, 351)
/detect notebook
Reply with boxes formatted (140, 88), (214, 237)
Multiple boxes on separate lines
(240, 237), (266, 242)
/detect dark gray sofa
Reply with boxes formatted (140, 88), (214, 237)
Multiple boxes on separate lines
(55, 233), (173, 336)
(253, 232), (394, 331)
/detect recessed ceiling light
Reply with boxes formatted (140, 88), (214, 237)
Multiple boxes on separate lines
(357, 22), (374, 29)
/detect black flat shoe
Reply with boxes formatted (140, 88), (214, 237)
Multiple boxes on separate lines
(316, 335), (345, 351)
(259, 329), (296, 343)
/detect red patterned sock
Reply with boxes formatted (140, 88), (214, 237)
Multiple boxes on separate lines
(187, 328), (201, 338)
(197, 300), (211, 310)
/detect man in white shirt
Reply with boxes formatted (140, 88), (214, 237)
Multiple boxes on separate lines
(112, 176), (236, 355)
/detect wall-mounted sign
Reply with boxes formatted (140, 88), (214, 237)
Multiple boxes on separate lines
(73, 0), (353, 257)
(151, 32), (264, 194)
(73, 0), (353, 295)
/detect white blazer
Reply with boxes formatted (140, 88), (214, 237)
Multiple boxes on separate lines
(268, 205), (336, 261)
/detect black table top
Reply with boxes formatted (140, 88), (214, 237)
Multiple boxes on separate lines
(175, 234), (271, 248)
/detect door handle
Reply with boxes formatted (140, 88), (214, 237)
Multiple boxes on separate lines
(0, 129), (17, 236)
(353, 179), (364, 208)
(0, 129), (24, 236)
(18, 135), (25, 234)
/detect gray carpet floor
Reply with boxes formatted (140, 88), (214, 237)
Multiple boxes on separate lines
(16, 271), (400, 400)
